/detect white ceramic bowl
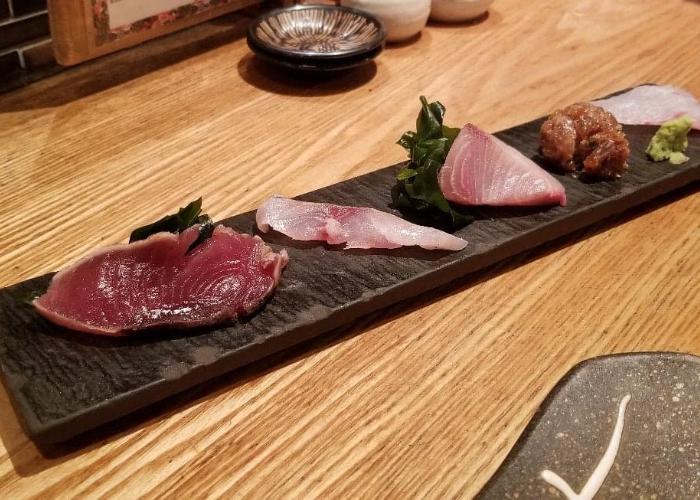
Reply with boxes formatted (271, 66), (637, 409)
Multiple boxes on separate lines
(430, 0), (494, 22)
(341, 0), (431, 42)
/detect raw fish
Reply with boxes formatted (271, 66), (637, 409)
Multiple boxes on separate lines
(256, 196), (467, 251)
(539, 103), (630, 178)
(593, 85), (700, 129)
(438, 124), (567, 206)
(34, 225), (288, 335)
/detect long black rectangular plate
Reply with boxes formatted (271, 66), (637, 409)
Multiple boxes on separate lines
(1, 95), (699, 445)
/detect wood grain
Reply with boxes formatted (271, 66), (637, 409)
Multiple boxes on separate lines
(0, 0), (699, 497)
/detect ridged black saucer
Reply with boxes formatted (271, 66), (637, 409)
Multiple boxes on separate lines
(247, 5), (385, 71)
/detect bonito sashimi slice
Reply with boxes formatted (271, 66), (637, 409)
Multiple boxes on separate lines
(256, 196), (467, 251)
(592, 85), (700, 129)
(438, 124), (567, 207)
(33, 225), (288, 336)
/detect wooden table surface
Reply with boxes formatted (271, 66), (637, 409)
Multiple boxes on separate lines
(1, 0), (699, 497)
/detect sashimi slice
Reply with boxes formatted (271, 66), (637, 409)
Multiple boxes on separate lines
(438, 124), (567, 206)
(33, 225), (288, 336)
(256, 196), (467, 251)
(592, 85), (700, 129)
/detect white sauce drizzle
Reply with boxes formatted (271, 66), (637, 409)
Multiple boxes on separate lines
(541, 394), (631, 500)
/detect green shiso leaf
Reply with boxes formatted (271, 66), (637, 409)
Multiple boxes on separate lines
(129, 198), (214, 252)
(391, 97), (473, 229)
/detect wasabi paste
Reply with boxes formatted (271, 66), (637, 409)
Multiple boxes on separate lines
(645, 115), (693, 165)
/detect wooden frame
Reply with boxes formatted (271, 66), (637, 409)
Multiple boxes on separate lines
(48, 0), (262, 65)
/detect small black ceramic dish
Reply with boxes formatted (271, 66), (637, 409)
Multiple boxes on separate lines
(247, 5), (386, 72)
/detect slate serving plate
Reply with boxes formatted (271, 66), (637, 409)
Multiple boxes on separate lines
(477, 352), (700, 499)
(1, 87), (699, 445)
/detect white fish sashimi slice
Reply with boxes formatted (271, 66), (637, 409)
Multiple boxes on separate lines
(256, 196), (467, 251)
(438, 124), (567, 207)
(592, 85), (700, 129)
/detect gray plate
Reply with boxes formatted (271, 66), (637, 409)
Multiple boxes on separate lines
(478, 352), (700, 499)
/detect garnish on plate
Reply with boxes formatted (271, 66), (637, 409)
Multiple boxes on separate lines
(129, 197), (214, 252)
(645, 115), (693, 165)
(391, 97), (473, 230)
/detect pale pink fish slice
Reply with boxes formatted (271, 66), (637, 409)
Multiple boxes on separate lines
(438, 124), (567, 207)
(33, 226), (288, 336)
(256, 196), (467, 251)
(592, 85), (700, 129)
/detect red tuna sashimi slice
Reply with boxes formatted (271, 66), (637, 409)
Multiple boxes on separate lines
(33, 225), (288, 336)
(438, 124), (567, 206)
(256, 196), (467, 251)
(592, 85), (700, 129)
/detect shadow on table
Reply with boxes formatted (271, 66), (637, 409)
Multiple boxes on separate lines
(0, 12), (252, 113)
(0, 181), (697, 476)
(236, 54), (378, 97)
(427, 10), (493, 29)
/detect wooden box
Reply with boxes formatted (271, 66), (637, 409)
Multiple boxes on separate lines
(49, 0), (262, 65)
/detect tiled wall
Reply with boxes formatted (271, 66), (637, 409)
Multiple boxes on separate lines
(0, 0), (56, 76)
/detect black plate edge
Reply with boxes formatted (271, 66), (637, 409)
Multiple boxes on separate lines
(249, 44), (383, 72)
